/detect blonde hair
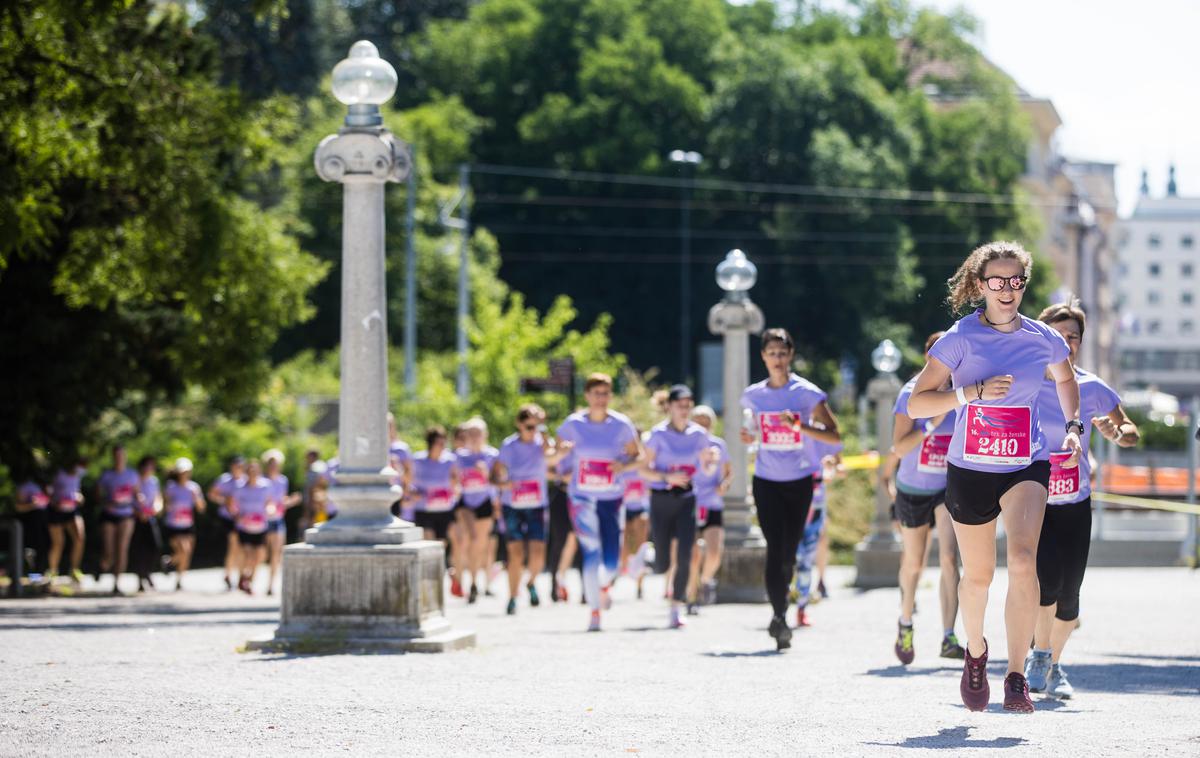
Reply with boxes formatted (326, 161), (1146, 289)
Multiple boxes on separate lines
(946, 241), (1033, 314)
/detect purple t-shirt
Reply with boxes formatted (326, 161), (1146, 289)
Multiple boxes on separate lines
(212, 472), (245, 520)
(412, 451), (457, 512)
(893, 375), (957, 494)
(17, 481), (49, 510)
(164, 480), (203, 529)
(456, 446), (499, 508)
(497, 433), (548, 509)
(1037, 368), (1120, 505)
(139, 475), (160, 517)
(268, 474), (290, 523)
(231, 478), (273, 534)
(692, 434), (729, 509)
(389, 441), (412, 486)
(740, 374), (829, 482)
(98, 469), (140, 517)
(645, 420), (712, 492)
(50, 468), (84, 513)
(929, 311), (1071, 473)
(806, 437), (844, 510)
(555, 410), (638, 501)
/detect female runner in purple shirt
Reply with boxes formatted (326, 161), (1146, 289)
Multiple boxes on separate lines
(48, 458), (87, 584)
(96, 445), (143, 594)
(453, 418), (500, 604)
(162, 458), (205, 590)
(740, 328), (841, 650)
(908, 241), (1081, 714)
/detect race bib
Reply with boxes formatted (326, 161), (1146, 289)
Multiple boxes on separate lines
(55, 498), (77, 513)
(696, 506), (709, 526)
(461, 467), (490, 494)
(167, 509), (195, 529)
(31, 493), (50, 509)
(577, 459), (616, 492)
(668, 463), (697, 479)
(624, 478), (647, 502)
(963, 404), (1032, 466)
(425, 487), (454, 512)
(114, 485), (135, 505)
(511, 480), (543, 508)
(237, 512), (267, 533)
(917, 434), (952, 473)
(759, 412), (804, 451)
(1047, 451), (1081, 504)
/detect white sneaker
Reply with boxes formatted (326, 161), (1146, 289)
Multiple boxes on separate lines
(1024, 649), (1052, 692)
(1047, 663), (1074, 699)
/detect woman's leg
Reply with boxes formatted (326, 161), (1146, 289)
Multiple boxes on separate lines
(99, 520), (116, 574)
(1048, 502), (1092, 664)
(452, 509), (474, 589)
(224, 529), (240, 585)
(471, 514), (493, 590)
(701, 525), (724, 586)
(999, 481), (1048, 675)
(527, 540), (546, 585)
(568, 498), (603, 611)
(266, 529), (284, 592)
(68, 516), (85, 575)
(951, 518), (998, 659)
(670, 497), (697, 605)
(113, 518), (135, 579)
(1034, 507), (1064, 652)
(598, 500), (624, 594)
(933, 506), (961, 634)
(506, 540), (526, 600)
(48, 524), (65, 577)
(898, 523), (930, 623)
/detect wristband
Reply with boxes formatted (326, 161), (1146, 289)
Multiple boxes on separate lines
(955, 386), (968, 406)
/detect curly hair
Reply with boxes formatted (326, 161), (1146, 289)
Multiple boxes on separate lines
(946, 241), (1033, 314)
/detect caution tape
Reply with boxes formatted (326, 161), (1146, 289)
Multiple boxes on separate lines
(1091, 491), (1200, 516)
(840, 452), (880, 471)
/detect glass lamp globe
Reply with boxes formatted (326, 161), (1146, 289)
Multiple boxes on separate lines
(716, 249), (757, 293)
(871, 339), (902, 374)
(331, 41), (398, 106)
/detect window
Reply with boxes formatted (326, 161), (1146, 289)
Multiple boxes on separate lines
(1182, 320), (1195, 335)
(1149, 234), (1162, 248)
(1183, 235), (1195, 249)
(1185, 291), (1195, 306)
(1184, 263), (1195, 278)
(1149, 262), (1161, 277)
(1148, 320), (1161, 335)
(1148, 290), (1161, 305)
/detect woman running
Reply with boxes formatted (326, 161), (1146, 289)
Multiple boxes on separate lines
(642, 385), (714, 629)
(494, 404), (560, 614)
(556, 373), (641, 632)
(793, 439), (843, 628)
(207, 456), (246, 590)
(48, 458), (87, 584)
(549, 454), (577, 603)
(387, 413), (413, 519)
(263, 450), (301, 596)
(1024, 300), (1140, 699)
(130, 456), (163, 592)
(741, 328), (841, 650)
(620, 458), (653, 601)
(229, 458), (275, 594)
(891, 332), (965, 664)
(908, 241), (1081, 713)
(688, 405), (730, 610)
(96, 445), (142, 594)
(162, 458), (205, 590)
(14, 472), (50, 578)
(454, 418), (499, 603)
(411, 426), (460, 582)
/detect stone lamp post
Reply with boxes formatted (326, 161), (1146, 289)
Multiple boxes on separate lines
(248, 42), (473, 653)
(707, 249), (768, 602)
(853, 338), (903, 588)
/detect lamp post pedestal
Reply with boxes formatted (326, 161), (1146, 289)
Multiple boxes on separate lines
(248, 49), (473, 652)
(708, 296), (768, 603)
(853, 372), (903, 588)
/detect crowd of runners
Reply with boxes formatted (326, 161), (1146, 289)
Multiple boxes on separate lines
(10, 239), (1138, 713)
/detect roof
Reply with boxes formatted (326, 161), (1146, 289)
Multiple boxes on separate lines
(1132, 196), (1200, 220)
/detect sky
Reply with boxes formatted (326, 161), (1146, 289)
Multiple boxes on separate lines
(922, 0), (1200, 217)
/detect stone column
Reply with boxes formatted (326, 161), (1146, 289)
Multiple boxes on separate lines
(708, 298), (768, 602)
(852, 372), (902, 588)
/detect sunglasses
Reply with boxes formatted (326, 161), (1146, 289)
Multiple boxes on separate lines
(521, 424), (538, 432)
(982, 275), (1028, 292)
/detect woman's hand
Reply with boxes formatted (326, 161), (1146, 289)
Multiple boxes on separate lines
(978, 374), (1014, 402)
(1059, 431), (1083, 468)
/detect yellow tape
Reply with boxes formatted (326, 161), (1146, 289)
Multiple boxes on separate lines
(841, 452), (880, 471)
(1091, 491), (1200, 516)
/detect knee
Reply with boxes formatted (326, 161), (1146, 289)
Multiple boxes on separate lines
(961, 566), (994, 590)
(938, 552), (959, 576)
(1055, 596), (1080, 622)
(1006, 548), (1038, 579)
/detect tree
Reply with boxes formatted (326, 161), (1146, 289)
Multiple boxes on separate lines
(0, 1), (323, 474)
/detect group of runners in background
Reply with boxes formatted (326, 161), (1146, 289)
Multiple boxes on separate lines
(11, 239), (1135, 713)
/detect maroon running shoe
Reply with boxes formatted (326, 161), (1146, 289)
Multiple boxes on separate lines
(1003, 672), (1035, 713)
(960, 639), (990, 711)
(894, 622), (915, 665)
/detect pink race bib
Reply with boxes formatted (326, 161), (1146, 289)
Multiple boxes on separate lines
(461, 467), (490, 494)
(31, 493), (50, 509)
(167, 509), (195, 529)
(425, 487), (454, 512)
(55, 498), (77, 513)
(577, 459), (616, 492)
(668, 464), (697, 478)
(759, 412), (804, 451)
(624, 478), (647, 501)
(1047, 451), (1081, 504)
(510, 480), (543, 508)
(917, 434), (952, 473)
(963, 405), (1032, 466)
(237, 513), (267, 534)
(114, 485), (135, 504)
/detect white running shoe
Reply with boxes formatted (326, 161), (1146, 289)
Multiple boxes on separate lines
(1047, 664), (1074, 699)
(1024, 649), (1052, 692)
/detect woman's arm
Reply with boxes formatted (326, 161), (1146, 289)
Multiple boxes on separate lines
(1094, 405), (1141, 448)
(801, 402), (841, 444)
(891, 413), (924, 458)
(1049, 359), (1083, 467)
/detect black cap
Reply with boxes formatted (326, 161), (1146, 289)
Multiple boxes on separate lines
(667, 384), (693, 402)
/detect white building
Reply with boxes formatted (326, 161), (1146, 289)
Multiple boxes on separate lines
(1116, 167), (1200, 397)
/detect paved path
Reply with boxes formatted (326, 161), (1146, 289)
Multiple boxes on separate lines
(1, 566), (1198, 756)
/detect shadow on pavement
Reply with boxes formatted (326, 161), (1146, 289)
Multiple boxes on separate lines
(1100, 652), (1200, 663)
(701, 649), (784, 658)
(0, 602), (274, 618)
(865, 726), (1026, 750)
(1053, 662), (1200, 697)
(860, 664), (958, 677)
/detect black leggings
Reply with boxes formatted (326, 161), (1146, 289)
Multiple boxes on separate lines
(753, 476), (814, 617)
(1037, 497), (1091, 621)
(650, 489), (697, 602)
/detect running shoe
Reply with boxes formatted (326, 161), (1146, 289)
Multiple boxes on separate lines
(450, 578), (464, 598)
(468, 584), (478, 604)
(238, 576), (253, 595)
(587, 610), (601, 632)
(960, 639), (990, 711)
(71, 569), (84, 585)
(1046, 664), (1074, 699)
(669, 607), (686, 629)
(175, 579), (183, 592)
(506, 598), (517, 616)
(686, 602), (699, 616)
(224, 575), (232, 591)
(636, 584), (644, 600)
(1003, 672), (1035, 713)
(527, 583), (540, 607)
(817, 579), (829, 599)
(940, 633), (966, 659)
(894, 622), (914, 665)
(601, 587), (613, 611)
(788, 587), (799, 603)
(768, 614), (792, 650)
(266, 587), (274, 597)
(1024, 649), (1052, 692)
(795, 607), (812, 628)
(701, 580), (717, 606)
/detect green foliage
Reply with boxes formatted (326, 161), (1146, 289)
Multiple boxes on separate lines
(1126, 409), (1188, 451)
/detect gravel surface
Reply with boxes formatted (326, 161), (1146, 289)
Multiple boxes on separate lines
(1, 564), (1197, 756)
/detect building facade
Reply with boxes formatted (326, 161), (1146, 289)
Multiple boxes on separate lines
(1116, 169), (1200, 397)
